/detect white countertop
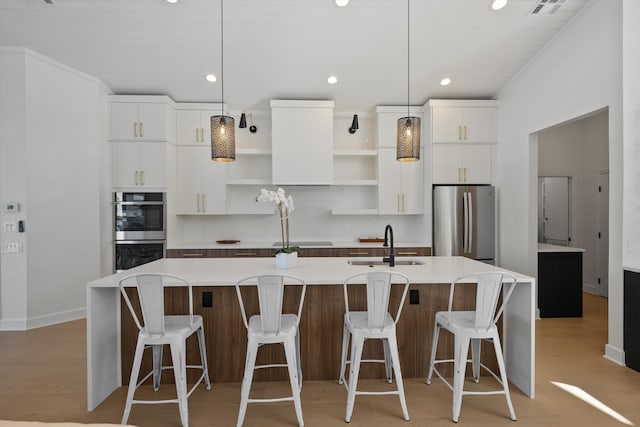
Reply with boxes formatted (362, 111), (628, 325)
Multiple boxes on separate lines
(88, 256), (533, 288)
(167, 241), (427, 250)
(537, 243), (586, 253)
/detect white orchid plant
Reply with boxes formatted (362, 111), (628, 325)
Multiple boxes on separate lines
(256, 188), (300, 255)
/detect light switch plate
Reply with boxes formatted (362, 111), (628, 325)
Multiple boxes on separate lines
(4, 202), (20, 213)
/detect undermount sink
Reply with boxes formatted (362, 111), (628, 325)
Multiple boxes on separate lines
(347, 259), (425, 266)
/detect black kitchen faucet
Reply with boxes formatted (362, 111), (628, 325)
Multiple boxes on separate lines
(382, 224), (395, 267)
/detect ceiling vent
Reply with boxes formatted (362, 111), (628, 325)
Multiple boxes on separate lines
(23, 0), (55, 6)
(529, 0), (565, 16)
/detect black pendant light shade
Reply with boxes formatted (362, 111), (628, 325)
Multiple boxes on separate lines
(396, 116), (421, 162)
(211, 114), (235, 162)
(239, 112), (247, 128)
(348, 114), (359, 134)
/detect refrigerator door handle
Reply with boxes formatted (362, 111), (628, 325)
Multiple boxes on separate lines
(462, 192), (467, 253)
(467, 191), (473, 254)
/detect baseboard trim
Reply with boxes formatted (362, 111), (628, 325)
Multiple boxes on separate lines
(0, 308), (86, 331)
(604, 343), (625, 366)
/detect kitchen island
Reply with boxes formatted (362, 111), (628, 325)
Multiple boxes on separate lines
(86, 256), (535, 410)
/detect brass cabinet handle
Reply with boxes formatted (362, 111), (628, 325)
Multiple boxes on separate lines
(133, 122), (138, 138)
(201, 128), (205, 142)
(195, 128), (199, 142)
(140, 122), (144, 138)
(464, 125), (468, 141)
(234, 252), (257, 256)
(458, 168), (462, 183)
(202, 194), (206, 212)
(464, 168), (467, 182)
(398, 251), (418, 255)
(397, 194), (401, 213)
(348, 252), (370, 255)
(140, 170), (145, 186)
(183, 253), (203, 257)
(458, 125), (462, 141)
(197, 194), (201, 212)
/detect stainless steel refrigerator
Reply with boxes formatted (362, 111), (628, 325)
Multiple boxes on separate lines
(433, 185), (495, 263)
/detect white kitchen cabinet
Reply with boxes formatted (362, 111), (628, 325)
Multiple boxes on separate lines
(378, 147), (424, 214)
(176, 146), (226, 214)
(176, 104), (224, 145)
(271, 100), (334, 185)
(432, 144), (493, 184)
(112, 141), (167, 189)
(431, 105), (497, 143)
(109, 96), (175, 142)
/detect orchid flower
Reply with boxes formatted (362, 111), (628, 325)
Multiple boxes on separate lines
(255, 188), (299, 254)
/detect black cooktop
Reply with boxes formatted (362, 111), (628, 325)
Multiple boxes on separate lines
(272, 241), (333, 247)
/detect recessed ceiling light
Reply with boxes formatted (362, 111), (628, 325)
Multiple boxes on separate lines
(491, 0), (508, 10)
(335, 0), (349, 6)
(166, 0), (178, 3)
(440, 77), (451, 86)
(206, 74), (217, 82)
(327, 75), (338, 84)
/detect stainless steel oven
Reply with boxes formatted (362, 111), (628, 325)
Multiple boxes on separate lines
(114, 192), (166, 272)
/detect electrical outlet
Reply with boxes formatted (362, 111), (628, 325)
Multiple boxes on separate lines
(202, 291), (213, 308)
(409, 289), (419, 304)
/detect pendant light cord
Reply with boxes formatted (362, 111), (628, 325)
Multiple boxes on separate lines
(220, 0), (225, 116)
(407, 0), (410, 119)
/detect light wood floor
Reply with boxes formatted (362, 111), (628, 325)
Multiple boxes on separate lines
(1, 293), (639, 426)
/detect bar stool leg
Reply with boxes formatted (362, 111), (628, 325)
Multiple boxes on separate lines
(237, 337), (258, 427)
(197, 326), (212, 390)
(284, 337), (304, 427)
(152, 344), (163, 392)
(345, 333), (364, 423)
(452, 335), (470, 423)
(426, 322), (440, 385)
(387, 333), (409, 421)
(170, 341), (189, 427)
(122, 338), (145, 425)
(338, 320), (350, 385)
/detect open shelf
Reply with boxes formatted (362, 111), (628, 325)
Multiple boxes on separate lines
(330, 208), (379, 215)
(333, 149), (378, 157)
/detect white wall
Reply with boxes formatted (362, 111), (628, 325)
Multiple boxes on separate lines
(538, 111), (609, 290)
(622, 0), (640, 271)
(0, 48), (109, 330)
(496, 0), (624, 363)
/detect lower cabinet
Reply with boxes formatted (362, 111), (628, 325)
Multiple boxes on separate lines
(538, 251), (583, 317)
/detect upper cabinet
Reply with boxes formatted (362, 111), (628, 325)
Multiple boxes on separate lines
(109, 95), (176, 190)
(426, 99), (497, 185)
(271, 100), (334, 185)
(428, 100), (497, 143)
(176, 103), (225, 145)
(109, 95), (176, 143)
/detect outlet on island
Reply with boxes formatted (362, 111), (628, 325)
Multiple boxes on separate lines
(202, 291), (213, 308)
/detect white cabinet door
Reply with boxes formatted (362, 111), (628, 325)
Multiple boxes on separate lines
(200, 154), (227, 214)
(432, 144), (492, 184)
(112, 141), (166, 189)
(462, 107), (497, 143)
(431, 107), (463, 143)
(138, 142), (167, 188)
(110, 102), (168, 141)
(462, 144), (493, 184)
(110, 103), (140, 141)
(271, 101), (333, 185)
(177, 109), (218, 145)
(431, 106), (497, 143)
(378, 148), (423, 214)
(177, 146), (202, 214)
(177, 146), (226, 214)
(112, 141), (140, 188)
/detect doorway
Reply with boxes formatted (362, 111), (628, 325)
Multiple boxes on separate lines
(536, 110), (609, 297)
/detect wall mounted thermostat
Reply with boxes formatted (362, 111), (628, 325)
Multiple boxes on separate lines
(4, 202), (20, 213)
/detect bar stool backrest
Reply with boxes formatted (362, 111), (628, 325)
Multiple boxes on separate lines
(119, 273), (194, 337)
(448, 271), (518, 330)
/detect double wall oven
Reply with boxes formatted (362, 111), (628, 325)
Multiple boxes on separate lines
(114, 192), (166, 272)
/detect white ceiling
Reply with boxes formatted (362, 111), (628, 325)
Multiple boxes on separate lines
(0, 0), (589, 112)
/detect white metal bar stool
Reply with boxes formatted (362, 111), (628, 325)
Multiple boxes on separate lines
(426, 271), (518, 422)
(119, 273), (211, 427)
(235, 274), (307, 427)
(338, 271), (411, 423)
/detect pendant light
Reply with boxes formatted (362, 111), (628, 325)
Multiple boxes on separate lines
(211, 0), (235, 162)
(397, 0), (421, 162)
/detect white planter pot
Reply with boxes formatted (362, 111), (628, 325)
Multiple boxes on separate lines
(276, 252), (298, 269)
